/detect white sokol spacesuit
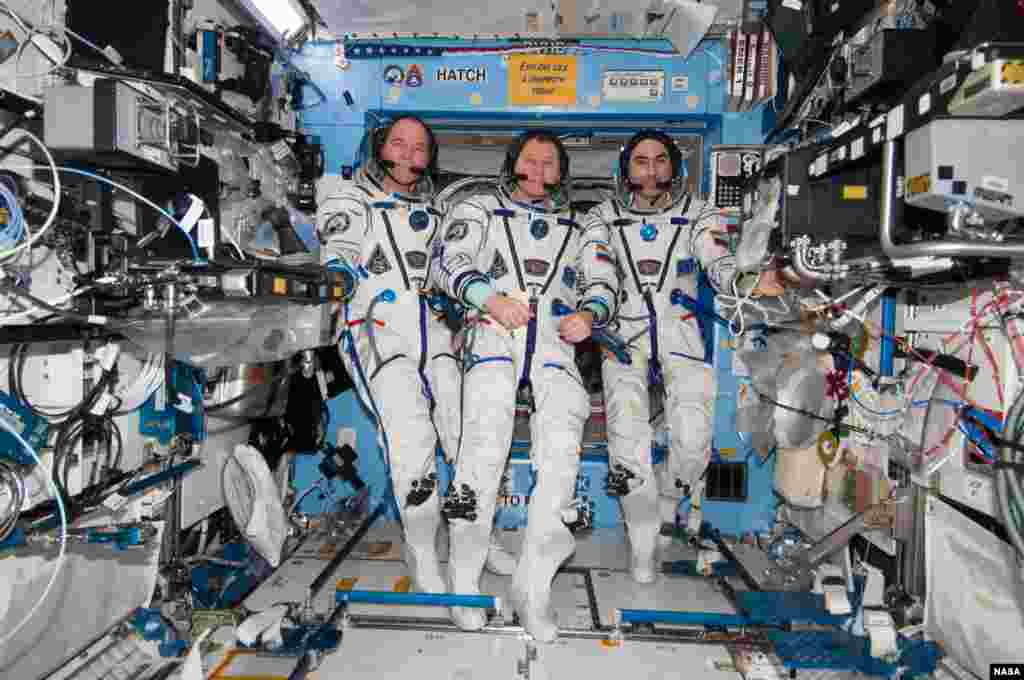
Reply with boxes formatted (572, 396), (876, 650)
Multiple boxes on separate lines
(435, 134), (617, 641)
(587, 131), (743, 584)
(316, 129), (461, 594)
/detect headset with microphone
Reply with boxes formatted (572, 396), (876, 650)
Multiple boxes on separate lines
(615, 129), (686, 207)
(366, 115), (439, 197)
(500, 130), (571, 209)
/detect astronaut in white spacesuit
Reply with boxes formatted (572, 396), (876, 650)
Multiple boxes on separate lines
(435, 131), (618, 641)
(587, 130), (785, 584)
(315, 116), (464, 594)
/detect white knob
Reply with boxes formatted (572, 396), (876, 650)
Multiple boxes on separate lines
(811, 332), (832, 351)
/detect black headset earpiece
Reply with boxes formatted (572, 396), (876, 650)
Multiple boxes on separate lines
(504, 130), (570, 194)
(619, 129), (683, 187)
(372, 115), (439, 181)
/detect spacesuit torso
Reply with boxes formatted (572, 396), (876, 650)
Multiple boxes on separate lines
(437, 187), (616, 384)
(589, 194), (735, 364)
(318, 170), (446, 340)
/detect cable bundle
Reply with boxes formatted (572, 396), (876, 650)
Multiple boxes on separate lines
(113, 351), (165, 414)
(0, 178), (26, 252)
(0, 457), (25, 542)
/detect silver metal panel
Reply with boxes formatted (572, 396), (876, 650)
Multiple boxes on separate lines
(43, 85), (96, 150)
(317, 627), (526, 680)
(904, 119), (1024, 221)
(948, 60), (1024, 117)
(590, 569), (738, 628)
(244, 523), (406, 612)
(529, 635), (737, 680)
(118, 300), (333, 368)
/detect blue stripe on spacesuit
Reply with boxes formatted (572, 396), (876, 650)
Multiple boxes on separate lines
(464, 355), (513, 373)
(642, 292), (663, 389)
(697, 271), (716, 364)
(657, 224), (685, 292)
(669, 350), (706, 364)
(542, 225), (574, 294)
(541, 361), (587, 391)
(342, 327), (393, 471)
(520, 304), (539, 410)
(493, 208), (516, 218)
(418, 296), (435, 408)
(501, 216), (526, 291)
(616, 225), (663, 388)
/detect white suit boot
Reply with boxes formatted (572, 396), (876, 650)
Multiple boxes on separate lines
(485, 529), (517, 576)
(620, 478), (660, 584)
(400, 491), (446, 594)
(509, 464), (577, 643)
(448, 517), (492, 630)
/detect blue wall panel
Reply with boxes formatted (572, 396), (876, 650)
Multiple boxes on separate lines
(294, 390), (395, 517)
(290, 43), (380, 125)
(302, 125), (367, 175)
(705, 323), (777, 536)
(294, 38), (729, 119)
(294, 35), (777, 537)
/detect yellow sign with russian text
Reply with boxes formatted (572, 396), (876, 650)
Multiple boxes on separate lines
(508, 54), (578, 106)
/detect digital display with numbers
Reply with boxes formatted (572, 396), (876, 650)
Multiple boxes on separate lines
(717, 153), (741, 177)
(711, 147), (764, 209)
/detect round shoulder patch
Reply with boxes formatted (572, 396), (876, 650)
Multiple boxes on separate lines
(409, 209), (431, 232)
(445, 220), (470, 242)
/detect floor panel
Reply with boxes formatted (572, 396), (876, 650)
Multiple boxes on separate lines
(238, 519), (745, 679)
(312, 628), (527, 680)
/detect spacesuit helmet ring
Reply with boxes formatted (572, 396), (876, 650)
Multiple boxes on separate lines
(499, 130), (571, 211)
(366, 114), (439, 199)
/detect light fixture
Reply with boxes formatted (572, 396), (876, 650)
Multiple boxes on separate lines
(242, 0), (308, 39)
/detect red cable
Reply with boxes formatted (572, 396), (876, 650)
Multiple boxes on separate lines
(972, 289), (1005, 408)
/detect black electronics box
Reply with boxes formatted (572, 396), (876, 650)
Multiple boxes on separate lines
(813, 0), (874, 43)
(746, 143), (885, 256)
(845, 28), (938, 108)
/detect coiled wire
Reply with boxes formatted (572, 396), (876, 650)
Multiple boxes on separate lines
(0, 458), (25, 542)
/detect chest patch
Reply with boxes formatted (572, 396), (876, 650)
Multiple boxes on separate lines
(637, 259), (662, 276)
(366, 244), (392, 275)
(524, 259), (550, 277)
(405, 250), (428, 270)
(677, 258), (697, 276)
